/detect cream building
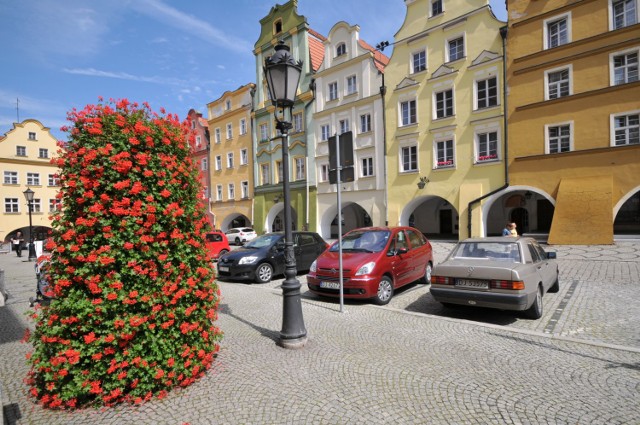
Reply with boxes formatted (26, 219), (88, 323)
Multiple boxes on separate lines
(313, 21), (389, 239)
(0, 119), (61, 246)
(384, 0), (506, 239)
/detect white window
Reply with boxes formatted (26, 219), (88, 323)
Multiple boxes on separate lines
(295, 157), (305, 180)
(4, 198), (19, 213)
(400, 100), (417, 126)
(611, 0), (638, 30)
(476, 77), (498, 109)
(201, 158), (208, 170)
(16, 146), (26, 156)
(261, 163), (270, 185)
(241, 181), (249, 198)
(360, 114), (372, 133)
(48, 174), (59, 186)
(545, 66), (572, 99)
(49, 199), (61, 212)
(216, 185), (223, 201)
(412, 50), (427, 73)
(435, 139), (455, 168)
(339, 119), (350, 134)
(228, 183), (235, 200)
(476, 131), (499, 162)
(39, 148), (49, 158)
(276, 161), (283, 183)
(336, 43), (347, 57)
(215, 128), (221, 144)
(226, 123), (233, 140)
(361, 157), (374, 177)
(346, 75), (357, 95)
(225, 99), (231, 110)
(329, 82), (338, 101)
(240, 118), (247, 135)
(28, 132), (37, 140)
(4, 171), (18, 185)
(32, 198), (42, 213)
(260, 123), (269, 141)
(611, 49), (639, 85)
(321, 124), (331, 141)
(435, 89), (454, 119)
(546, 123), (573, 153)
(400, 145), (418, 172)
(240, 149), (248, 165)
(27, 173), (40, 186)
(195, 135), (202, 147)
(227, 152), (234, 168)
(320, 164), (329, 182)
(447, 36), (464, 62)
(544, 14), (570, 49)
(612, 111), (640, 146)
(293, 112), (303, 132)
(431, 0), (443, 17)
(191, 120), (196, 130)
(215, 155), (222, 171)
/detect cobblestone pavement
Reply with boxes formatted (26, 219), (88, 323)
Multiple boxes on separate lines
(1, 242), (639, 424)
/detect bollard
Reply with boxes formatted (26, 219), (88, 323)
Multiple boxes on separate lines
(0, 269), (5, 307)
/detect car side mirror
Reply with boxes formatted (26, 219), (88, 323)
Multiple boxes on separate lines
(396, 247), (409, 256)
(546, 252), (556, 259)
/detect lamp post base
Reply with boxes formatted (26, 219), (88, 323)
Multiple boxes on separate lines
(278, 335), (308, 349)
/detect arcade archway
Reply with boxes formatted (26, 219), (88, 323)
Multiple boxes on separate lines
(400, 195), (459, 239)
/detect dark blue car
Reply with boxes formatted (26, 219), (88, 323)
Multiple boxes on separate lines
(216, 232), (328, 283)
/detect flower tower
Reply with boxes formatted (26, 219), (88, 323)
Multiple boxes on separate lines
(26, 98), (223, 408)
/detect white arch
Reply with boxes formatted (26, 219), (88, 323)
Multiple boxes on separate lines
(264, 203), (298, 233)
(220, 212), (251, 231)
(319, 200), (358, 240)
(399, 195), (442, 226)
(480, 185), (555, 237)
(614, 185), (640, 218)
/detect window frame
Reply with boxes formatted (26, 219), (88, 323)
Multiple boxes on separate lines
(240, 148), (248, 165)
(609, 0), (638, 30)
(4, 198), (19, 213)
(240, 118), (247, 135)
(360, 113), (372, 133)
(214, 128), (221, 144)
(611, 110), (640, 146)
(400, 145), (418, 173)
(260, 163), (271, 185)
(16, 146), (26, 156)
(215, 155), (222, 171)
(545, 122), (574, 154)
(400, 99), (417, 127)
(227, 152), (234, 168)
(216, 184), (223, 201)
(336, 42), (347, 57)
(610, 47), (639, 85)
(321, 124), (331, 141)
(475, 76), (499, 109)
(4, 171), (18, 185)
(434, 89), (454, 119)
(434, 138), (455, 169)
(293, 112), (304, 133)
(411, 49), (427, 74)
(475, 130), (500, 163)
(361, 157), (374, 177)
(346, 75), (358, 96)
(430, 0), (443, 17)
(241, 181), (249, 199)
(328, 81), (339, 101)
(544, 13), (571, 50)
(545, 65), (573, 100)
(27, 172), (40, 186)
(260, 123), (269, 142)
(446, 36), (465, 62)
(294, 157), (305, 181)
(228, 183), (235, 200)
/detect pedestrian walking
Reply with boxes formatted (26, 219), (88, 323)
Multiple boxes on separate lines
(11, 231), (24, 257)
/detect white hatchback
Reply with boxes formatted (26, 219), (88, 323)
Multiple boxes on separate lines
(225, 228), (257, 245)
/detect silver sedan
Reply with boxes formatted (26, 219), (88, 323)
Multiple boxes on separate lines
(430, 237), (559, 319)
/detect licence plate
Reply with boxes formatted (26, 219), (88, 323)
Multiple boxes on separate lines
(218, 266), (229, 272)
(320, 281), (340, 290)
(455, 279), (489, 289)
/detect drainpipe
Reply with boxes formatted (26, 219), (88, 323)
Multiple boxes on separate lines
(467, 25), (510, 238)
(380, 73), (388, 226)
(303, 78), (316, 231)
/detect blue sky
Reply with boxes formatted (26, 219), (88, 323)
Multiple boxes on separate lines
(0, 0), (507, 141)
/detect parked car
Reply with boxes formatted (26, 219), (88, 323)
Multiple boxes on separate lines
(217, 231), (328, 283)
(226, 227), (257, 245)
(205, 231), (231, 260)
(430, 236), (559, 319)
(306, 226), (434, 305)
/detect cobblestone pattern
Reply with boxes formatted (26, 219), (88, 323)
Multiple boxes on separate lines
(1, 242), (639, 424)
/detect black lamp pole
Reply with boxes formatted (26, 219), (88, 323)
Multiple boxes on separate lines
(23, 187), (37, 261)
(264, 41), (307, 349)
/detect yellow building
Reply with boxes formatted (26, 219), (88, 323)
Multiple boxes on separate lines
(0, 119), (61, 247)
(207, 83), (256, 231)
(505, 0), (640, 244)
(385, 0), (506, 239)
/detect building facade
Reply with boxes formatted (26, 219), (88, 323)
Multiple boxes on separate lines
(0, 119), (61, 245)
(504, 0), (640, 244)
(313, 21), (389, 240)
(207, 83), (256, 231)
(384, 0), (506, 239)
(251, 0), (324, 234)
(186, 109), (213, 226)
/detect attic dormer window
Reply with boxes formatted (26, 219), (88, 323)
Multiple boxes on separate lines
(336, 43), (347, 57)
(226, 99), (231, 110)
(274, 19), (283, 35)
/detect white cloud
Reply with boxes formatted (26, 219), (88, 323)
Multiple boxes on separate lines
(62, 68), (186, 86)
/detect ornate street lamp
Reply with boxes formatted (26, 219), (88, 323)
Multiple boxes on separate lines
(263, 40), (307, 349)
(23, 187), (37, 261)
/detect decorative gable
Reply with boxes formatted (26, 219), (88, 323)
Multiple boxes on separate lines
(395, 77), (419, 90)
(471, 50), (501, 66)
(431, 64), (456, 79)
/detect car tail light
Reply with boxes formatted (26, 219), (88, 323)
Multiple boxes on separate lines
(431, 275), (454, 285)
(490, 280), (525, 290)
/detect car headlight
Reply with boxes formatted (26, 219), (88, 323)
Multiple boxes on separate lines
(239, 256), (258, 265)
(309, 260), (317, 273)
(355, 261), (375, 276)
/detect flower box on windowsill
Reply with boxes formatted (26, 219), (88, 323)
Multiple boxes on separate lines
(477, 154), (498, 163)
(436, 160), (454, 169)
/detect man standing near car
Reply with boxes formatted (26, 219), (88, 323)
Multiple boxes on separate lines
(12, 231), (24, 257)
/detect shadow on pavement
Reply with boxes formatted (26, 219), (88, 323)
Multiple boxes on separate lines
(0, 307), (29, 345)
(218, 303), (279, 343)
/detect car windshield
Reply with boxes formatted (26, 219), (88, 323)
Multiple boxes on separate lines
(244, 234), (282, 249)
(450, 242), (521, 262)
(329, 230), (390, 253)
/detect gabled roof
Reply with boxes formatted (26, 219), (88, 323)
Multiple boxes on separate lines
(471, 50), (501, 66)
(308, 28), (326, 72)
(358, 39), (390, 72)
(431, 64), (457, 79)
(395, 77), (420, 90)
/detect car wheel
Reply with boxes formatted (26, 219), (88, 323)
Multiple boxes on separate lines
(525, 285), (543, 319)
(235, 237), (241, 246)
(373, 276), (394, 305)
(420, 262), (433, 284)
(549, 273), (560, 293)
(255, 263), (273, 283)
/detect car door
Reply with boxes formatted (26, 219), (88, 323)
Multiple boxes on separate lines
(405, 229), (427, 282)
(532, 241), (556, 289)
(527, 242), (550, 287)
(294, 233), (316, 271)
(388, 230), (412, 286)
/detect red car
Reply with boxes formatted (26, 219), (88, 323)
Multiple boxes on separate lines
(205, 231), (231, 260)
(307, 226), (434, 305)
